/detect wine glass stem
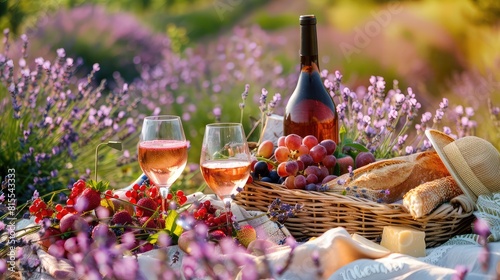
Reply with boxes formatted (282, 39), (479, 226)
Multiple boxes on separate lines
(223, 198), (232, 236)
(160, 187), (170, 214)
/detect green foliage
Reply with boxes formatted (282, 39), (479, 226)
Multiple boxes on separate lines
(254, 13), (296, 30)
(0, 36), (141, 203)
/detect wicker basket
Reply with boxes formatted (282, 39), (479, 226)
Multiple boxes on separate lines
(234, 181), (475, 248)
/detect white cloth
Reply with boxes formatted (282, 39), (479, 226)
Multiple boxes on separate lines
(18, 193), (500, 280)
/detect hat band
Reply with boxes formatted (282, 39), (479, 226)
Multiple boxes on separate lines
(444, 142), (491, 197)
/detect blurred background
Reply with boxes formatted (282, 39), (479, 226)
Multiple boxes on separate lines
(1, 0), (499, 199)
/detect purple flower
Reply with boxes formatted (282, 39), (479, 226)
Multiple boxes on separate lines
(452, 265), (468, 280)
(465, 107), (475, 117)
(32, 190), (39, 200)
(0, 259), (6, 274)
(388, 109), (398, 122)
(213, 107), (221, 118)
(474, 218), (491, 239)
(57, 48), (65, 58)
(421, 112), (432, 123)
(440, 98), (449, 109)
(405, 146), (414, 154)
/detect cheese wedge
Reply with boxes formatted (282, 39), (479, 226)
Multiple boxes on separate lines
(380, 226), (426, 257)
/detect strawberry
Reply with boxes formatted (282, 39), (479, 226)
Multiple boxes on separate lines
(156, 216), (166, 229)
(209, 229), (226, 241)
(235, 224), (257, 248)
(138, 241), (154, 253)
(59, 213), (89, 234)
(136, 197), (158, 217)
(139, 216), (156, 229)
(75, 188), (101, 213)
(112, 210), (133, 225)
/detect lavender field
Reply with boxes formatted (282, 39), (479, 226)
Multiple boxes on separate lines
(0, 0), (499, 200)
(0, 1), (499, 279)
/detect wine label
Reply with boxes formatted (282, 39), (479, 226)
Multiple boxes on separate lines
(262, 114), (283, 143)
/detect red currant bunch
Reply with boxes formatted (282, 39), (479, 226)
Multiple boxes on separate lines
(192, 200), (234, 234)
(104, 189), (119, 199)
(125, 184), (147, 204)
(54, 204), (72, 220)
(66, 179), (87, 211)
(174, 190), (187, 206)
(29, 198), (55, 223)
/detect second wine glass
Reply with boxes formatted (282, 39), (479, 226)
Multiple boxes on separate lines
(138, 115), (188, 210)
(200, 123), (252, 235)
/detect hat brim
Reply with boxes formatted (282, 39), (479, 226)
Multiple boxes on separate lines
(425, 129), (478, 202)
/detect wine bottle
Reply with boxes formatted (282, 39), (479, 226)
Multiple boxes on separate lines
(284, 15), (339, 144)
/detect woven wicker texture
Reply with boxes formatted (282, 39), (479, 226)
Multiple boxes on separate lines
(235, 181), (475, 248)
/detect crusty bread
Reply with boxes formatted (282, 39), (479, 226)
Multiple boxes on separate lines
(403, 176), (463, 219)
(327, 151), (450, 203)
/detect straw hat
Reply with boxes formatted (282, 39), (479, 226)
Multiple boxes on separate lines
(425, 129), (500, 202)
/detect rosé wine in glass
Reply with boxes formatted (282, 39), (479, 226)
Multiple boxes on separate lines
(138, 139), (188, 188)
(138, 115), (188, 207)
(200, 159), (251, 200)
(200, 123), (251, 234)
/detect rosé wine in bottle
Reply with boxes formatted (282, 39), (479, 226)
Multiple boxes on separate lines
(200, 159), (251, 199)
(138, 139), (188, 187)
(284, 15), (339, 143)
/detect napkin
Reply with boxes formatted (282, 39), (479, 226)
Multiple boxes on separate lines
(236, 227), (390, 280)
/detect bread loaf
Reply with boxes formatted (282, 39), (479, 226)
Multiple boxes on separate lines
(403, 176), (463, 219)
(327, 151), (450, 203)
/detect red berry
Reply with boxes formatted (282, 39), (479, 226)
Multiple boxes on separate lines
(66, 198), (75, 206)
(55, 204), (63, 212)
(139, 216), (158, 229)
(73, 179), (86, 190)
(136, 197), (158, 217)
(179, 196), (187, 205)
(75, 188), (101, 212)
(112, 210), (133, 225)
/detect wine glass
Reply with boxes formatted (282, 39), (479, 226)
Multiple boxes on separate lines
(138, 115), (188, 211)
(200, 123), (252, 235)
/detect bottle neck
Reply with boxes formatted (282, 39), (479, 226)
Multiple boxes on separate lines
(300, 20), (320, 71)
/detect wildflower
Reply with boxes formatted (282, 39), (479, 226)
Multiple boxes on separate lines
(474, 218), (491, 242)
(267, 198), (303, 224)
(32, 190), (39, 200)
(0, 259), (6, 274)
(259, 88), (268, 110)
(213, 106), (221, 121)
(465, 107), (474, 117)
(405, 146), (414, 155)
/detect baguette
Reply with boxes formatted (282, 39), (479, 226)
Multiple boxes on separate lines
(327, 151), (450, 203)
(403, 176), (463, 219)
